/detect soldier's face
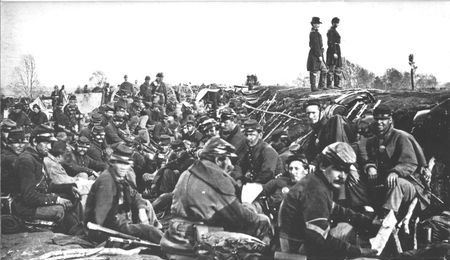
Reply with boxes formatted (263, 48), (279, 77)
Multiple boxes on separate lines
(217, 157), (234, 174)
(313, 23), (320, 29)
(94, 133), (105, 143)
(77, 146), (88, 155)
(112, 162), (131, 178)
(36, 141), (51, 156)
(70, 100), (77, 105)
(323, 164), (347, 189)
(245, 130), (261, 147)
(374, 117), (392, 135)
(206, 127), (219, 138)
(288, 160), (307, 182)
(220, 119), (235, 133)
(105, 111), (114, 118)
(306, 105), (321, 125)
(115, 109), (126, 118)
(9, 142), (26, 155)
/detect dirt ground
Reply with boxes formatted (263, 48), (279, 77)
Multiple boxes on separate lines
(1, 231), (163, 260)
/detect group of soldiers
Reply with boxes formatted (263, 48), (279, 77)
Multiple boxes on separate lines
(1, 72), (443, 258)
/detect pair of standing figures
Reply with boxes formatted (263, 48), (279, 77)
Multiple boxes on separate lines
(307, 16), (342, 91)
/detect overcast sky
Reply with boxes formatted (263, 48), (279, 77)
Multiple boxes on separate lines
(1, 1), (450, 94)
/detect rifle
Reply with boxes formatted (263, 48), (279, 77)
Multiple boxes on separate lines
(106, 237), (161, 253)
(407, 175), (444, 207)
(87, 222), (160, 248)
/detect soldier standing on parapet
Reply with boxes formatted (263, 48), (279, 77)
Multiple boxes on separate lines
(307, 17), (328, 92)
(326, 17), (343, 89)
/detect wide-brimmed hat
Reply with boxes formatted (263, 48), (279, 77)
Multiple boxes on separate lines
(311, 17), (322, 24)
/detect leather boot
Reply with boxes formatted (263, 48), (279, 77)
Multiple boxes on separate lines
(319, 71), (328, 90)
(310, 72), (318, 91)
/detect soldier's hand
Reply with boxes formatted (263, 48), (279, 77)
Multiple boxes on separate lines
(360, 248), (378, 257)
(245, 172), (253, 180)
(367, 167), (378, 181)
(56, 197), (73, 209)
(387, 172), (398, 188)
(333, 53), (338, 59)
(71, 186), (81, 199)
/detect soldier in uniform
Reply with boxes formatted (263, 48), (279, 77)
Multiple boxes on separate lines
(8, 103), (31, 128)
(307, 17), (328, 92)
(150, 72), (168, 107)
(163, 137), (271, 255)
(219, 108), (248, 180)
(13, 124), (83, 235)
(87, 126), (110, 163)
(64, 95), (82, 132)
(139, 75), (152, 102)
(85, 144), (163, 243)
(1, 128), (27, 196)
(118, 75), (135, 97)
(279, 142), (379, 259)
(29, 104), (48, 126)
(62, 136), (107, 178)
(180, 119), (203, 147)
(79, 113), (103, 139)
(1, 119), (17, 149)
(326, 17), (343, 89)
(50, 85), (60, 107)
(240, 119), (282, 184)
(127, 96), (144, 118)
(105, 115), (134, 145)
(362, 104), (427, 218)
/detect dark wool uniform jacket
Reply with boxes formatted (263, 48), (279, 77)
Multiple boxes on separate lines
(240, 139), (282, 184)
(307, 28), (324, 72)
(171, 160), (266, 236)
(62, 151), (107, 177)
(326, 26), (342, 67)
(105, 122), (133, 145)
(29, 111), (48, 126)
(365, 127), (419, 181)
(85, 168), (147, 227)
(221, 125), (248, 164)
(8, 111), (31, 128)
(1, 147), (21, 195)
(13, 147), (70, 217)
(87, 141), (108, 163)
(279, 171), (372, 260)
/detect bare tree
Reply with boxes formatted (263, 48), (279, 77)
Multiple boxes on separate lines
(11, 54), (40, 98)
(89, 70), (107, 89)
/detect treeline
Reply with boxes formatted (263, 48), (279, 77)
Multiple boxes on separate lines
(341, 58), (439, 90)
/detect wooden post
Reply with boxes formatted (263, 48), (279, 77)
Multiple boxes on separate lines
(409, 54), (417, 90)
